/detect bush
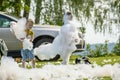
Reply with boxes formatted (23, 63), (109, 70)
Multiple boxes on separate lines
(85, 42), (111, 57)
(112, 43), (120, 56)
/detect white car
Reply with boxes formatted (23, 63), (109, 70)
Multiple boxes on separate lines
(0, 12), (85, 60)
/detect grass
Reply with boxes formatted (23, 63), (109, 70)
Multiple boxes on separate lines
(70, 54), (120, 65)
(18, 54), (120, 68)
(90, 56), (120, 66)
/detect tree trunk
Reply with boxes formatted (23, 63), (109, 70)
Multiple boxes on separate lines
(35, 0), (42, 24)
(23, 0), (31, 19)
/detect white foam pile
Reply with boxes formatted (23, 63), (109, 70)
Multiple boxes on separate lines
(0, 56), (120, 80)
(34, 11), (80, 65)
(10, 18), (26, 40)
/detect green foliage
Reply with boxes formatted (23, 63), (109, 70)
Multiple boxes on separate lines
(1, 0), (120, 34)
(0, 0), (9, 11)
(85, 41), (110, 57)
(23, 0), (31, 19)
(0, 0), (22, 17)
(12, 0), (22, 17)
(103, 40), (109, 56)
(0, 0), (31, 18)
(39, 0), (119, 34)
(79, 27), (86, 34)
(34, 0), (64, 25)
(70, 0), (94, 19)
(112, 44), (120, 55)
(112, 36), (120, 55)
(35, 0), (42, 24)
(94, 44), (104, 57)
(85, 43), (91, 56)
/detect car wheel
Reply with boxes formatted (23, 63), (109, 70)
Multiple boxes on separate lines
(34, 38), (53, 47)
(0, 52), (3, 60)
(0, 53), (1, 59)
(34, 38), (60, 61)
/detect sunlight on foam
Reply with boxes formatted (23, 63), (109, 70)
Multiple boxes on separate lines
(0, 56), (120, 80)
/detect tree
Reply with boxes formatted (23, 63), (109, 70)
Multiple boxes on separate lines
(0, 0), (22, 17)
(23, 0), (31, 19)
(53, 0), (63, 25)
(0, 0), (11, 11)
(103, 40), (109, 56)
(39, 0), (64, 25)
(94, 44), (104, 57)
(12, 0), (22, 17)
(35, 0), (42, 24)
(1, 0), (119, 34)
(69, 0), (120, 34)
(112, 35), (120, 55)
(86, 44), (91, 56)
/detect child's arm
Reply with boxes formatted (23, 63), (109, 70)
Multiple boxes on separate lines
(30, 34), (34, 42)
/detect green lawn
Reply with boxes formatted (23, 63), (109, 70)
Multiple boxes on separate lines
(18, 55), (120, 68)
(90, 56), (120, 66)
(34, 54), (120, 67)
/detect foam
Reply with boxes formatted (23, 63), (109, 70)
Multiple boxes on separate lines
(0, 56), (120, 80)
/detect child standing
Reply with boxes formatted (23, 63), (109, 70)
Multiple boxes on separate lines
(20, 19), (35, 68)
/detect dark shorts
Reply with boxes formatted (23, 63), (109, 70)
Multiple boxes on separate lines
(21, 49), (34, 61)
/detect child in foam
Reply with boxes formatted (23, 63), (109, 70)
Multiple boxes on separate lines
(21, 19), (35, 68)
(10, 18), (35, 68)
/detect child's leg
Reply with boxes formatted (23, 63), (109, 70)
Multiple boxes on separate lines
(29, 49), (35, 68)
(22, 61), (25, 68)
(21, 49), (27, 68)
(31, 58), (35, 68)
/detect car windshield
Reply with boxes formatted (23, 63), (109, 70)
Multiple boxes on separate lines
(0, 12), (19, 28)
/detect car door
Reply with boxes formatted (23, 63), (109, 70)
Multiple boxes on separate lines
(0, 14), (21, 51)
